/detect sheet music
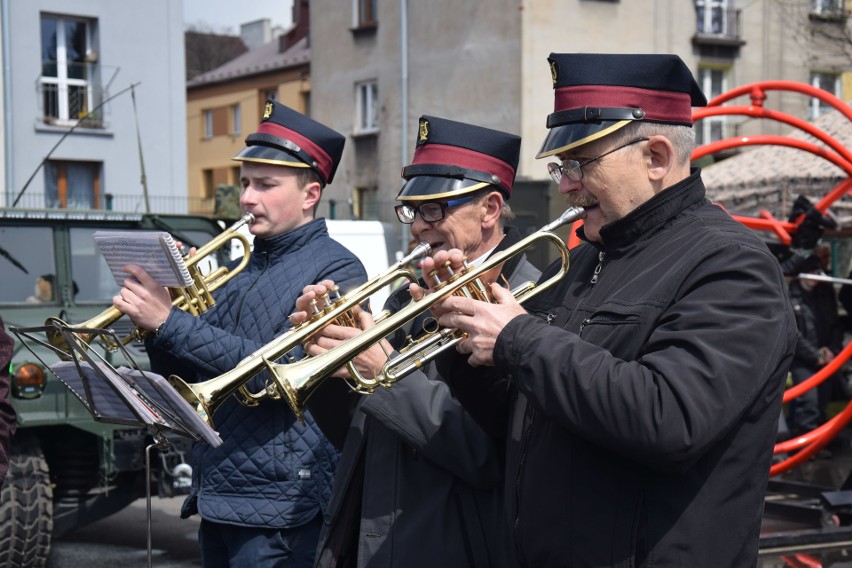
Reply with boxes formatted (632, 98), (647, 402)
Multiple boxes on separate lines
(93, 231), (193, 287)
(120, 367), (223, 447)
(50, 361), (222, 447)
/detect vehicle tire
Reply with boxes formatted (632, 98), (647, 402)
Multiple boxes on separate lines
(0, 431), (53, 568)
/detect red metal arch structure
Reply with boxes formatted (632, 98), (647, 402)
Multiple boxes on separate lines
(692, 81), (852, 477)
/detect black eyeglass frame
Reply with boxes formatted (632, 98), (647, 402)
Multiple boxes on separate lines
(394, 194), (479, 224)
(547, 137), (649, 184)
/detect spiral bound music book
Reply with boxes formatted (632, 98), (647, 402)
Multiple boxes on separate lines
(93, 231), (193, 287)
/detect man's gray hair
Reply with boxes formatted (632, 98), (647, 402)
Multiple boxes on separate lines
(609, 121), (696, 166)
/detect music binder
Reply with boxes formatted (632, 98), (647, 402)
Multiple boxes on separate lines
(93, 230), (193, 287)
(50, 360), (222, 448)
(11, 320), (220, 568)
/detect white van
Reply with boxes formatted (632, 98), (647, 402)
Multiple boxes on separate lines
(229, 219), (394, 315)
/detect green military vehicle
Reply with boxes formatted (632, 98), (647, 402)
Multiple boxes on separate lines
(0, 208), (228, 566)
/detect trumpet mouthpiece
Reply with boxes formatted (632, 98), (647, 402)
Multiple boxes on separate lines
(402, 242), (431, 265)
(542, 207), (586, 232)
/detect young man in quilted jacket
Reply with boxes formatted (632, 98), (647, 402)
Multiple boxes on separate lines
(420, 53), (797, 567)
(114, 100), (367, 567)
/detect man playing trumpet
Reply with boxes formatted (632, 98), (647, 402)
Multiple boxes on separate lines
(417, 53), (797, 567)
(291, 116), (539, 567)
(114, 101), (367, 567)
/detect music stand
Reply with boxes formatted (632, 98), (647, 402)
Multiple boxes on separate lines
(12, 321), (222, 568)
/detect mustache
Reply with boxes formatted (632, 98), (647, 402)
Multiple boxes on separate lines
(567, 194), (599, 208)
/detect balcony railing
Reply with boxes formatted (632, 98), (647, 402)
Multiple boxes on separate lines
(693, 5), (744, 46)
(37, 62), (116, 128)
(1, 191), (397, 222)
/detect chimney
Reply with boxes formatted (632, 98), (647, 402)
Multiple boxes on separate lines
(280, 0), (310, 52)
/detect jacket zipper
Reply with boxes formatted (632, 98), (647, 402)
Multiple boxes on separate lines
(514, 406), (535, 567)
(590, 250), (605, 284)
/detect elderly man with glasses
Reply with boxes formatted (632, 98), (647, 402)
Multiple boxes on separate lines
(290, 115), (539, 568)
(418, 53), (797, 567)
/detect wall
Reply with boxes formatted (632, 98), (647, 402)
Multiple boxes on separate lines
(4, 0), (186, 213)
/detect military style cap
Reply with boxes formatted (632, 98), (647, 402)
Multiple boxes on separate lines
(396, 116), (521, 202)
(537, 53), (707, 159)
(232, 99), (345, 186)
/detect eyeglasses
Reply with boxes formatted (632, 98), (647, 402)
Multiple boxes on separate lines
(395, 194), (477, 224)
(547, 137), (649, 184)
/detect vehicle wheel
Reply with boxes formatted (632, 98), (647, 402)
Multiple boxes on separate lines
(0, 431), (53, 568)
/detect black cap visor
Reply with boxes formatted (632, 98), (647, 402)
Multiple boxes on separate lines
(396, 175), (490, 201)
(536, 120), (632, 159)
(232, 144), (312, 169)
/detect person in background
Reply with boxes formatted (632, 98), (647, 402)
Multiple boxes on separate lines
(0, 315), (17, 486)
(291, 116), (539, 567)
(786, 254), (844, 438)
(417, 53), (797, 567)
(113, 100), (368, 567)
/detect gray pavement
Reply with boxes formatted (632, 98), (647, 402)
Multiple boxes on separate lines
(48, 496), (201, 568)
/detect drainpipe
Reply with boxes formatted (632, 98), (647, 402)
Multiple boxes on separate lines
(2, 0), (12, 206)
(399, 0), (408, 257)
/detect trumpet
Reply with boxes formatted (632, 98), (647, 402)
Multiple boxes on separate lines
(268, 206), (585, 420)
(46, 212), (255, 358)
(167, 241), (433, 428)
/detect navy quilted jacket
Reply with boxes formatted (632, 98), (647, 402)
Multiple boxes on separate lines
(146, 218), (368, 528)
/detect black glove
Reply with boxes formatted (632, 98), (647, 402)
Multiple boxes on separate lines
(789, 196), (837, 250)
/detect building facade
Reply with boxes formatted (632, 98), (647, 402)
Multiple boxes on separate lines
(310, 0), (852, 260)
(0, 0), (187, 213)
(185, 3), (309, 218)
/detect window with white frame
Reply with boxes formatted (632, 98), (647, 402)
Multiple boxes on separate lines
(696, 67), (728, 145)
(355, 81), (379, 135)
(811, 0), (844, 16)
(231, 104), (241, 135)
(203, 110), (213, 139)
(695, 0), (729, 35)
(352, 0), (378, 28)
(810, 72), (841, 119)
(40, 14), (97, 125)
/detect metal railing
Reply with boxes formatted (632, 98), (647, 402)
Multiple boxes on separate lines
(37, 62), (116, 128)
(694, 4), (741, 41)
(1, 191), (399, 222)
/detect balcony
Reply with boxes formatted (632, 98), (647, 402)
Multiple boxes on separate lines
(36, 62), (116, 129)
(693, 6), (746, 49)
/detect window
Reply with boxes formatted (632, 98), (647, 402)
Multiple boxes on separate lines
(811, 0), (844, 16)
(696, 0), (729, 35)
(810, 72), (841, 119)
(696, 67), (728, 145)
(353, 0), (378, 28)
(0, 226), (55, 304)
(44, 160), (102, 209)
(353, 186), (379, 219)
(231, 104), (241, 135)
(40, 14), (98, 126)
(355, 80), (379, 135)
(203, 110), (213, 139)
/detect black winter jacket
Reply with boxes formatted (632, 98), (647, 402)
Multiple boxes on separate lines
(147, 218), (367, 529)
(789, 279), (842, 369)
(451, 170), (797, 567)
(309, 227), (540, 568)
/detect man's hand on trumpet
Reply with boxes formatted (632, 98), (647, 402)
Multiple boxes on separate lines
(291, 280), (394, 380)
(412, 249), (528, 367)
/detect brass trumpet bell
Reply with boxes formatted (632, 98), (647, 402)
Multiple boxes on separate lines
(45, 213), (255, 359)
(167, 242), (433, 428)
(270, 206), (586, 420)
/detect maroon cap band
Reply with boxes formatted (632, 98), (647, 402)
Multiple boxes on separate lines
(554, 85), (694, 125)
(256, 121), (334, 181)
(412, 143), (516, 192)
